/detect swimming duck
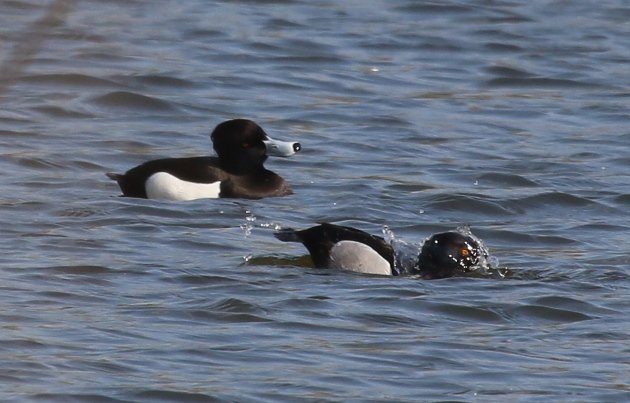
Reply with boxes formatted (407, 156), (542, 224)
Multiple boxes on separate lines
(107, 119), (301, 200)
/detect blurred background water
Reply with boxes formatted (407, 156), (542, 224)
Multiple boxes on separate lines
(0, 0), (629, 401)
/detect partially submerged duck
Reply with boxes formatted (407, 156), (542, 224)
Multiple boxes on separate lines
(275, 223), (486, 279)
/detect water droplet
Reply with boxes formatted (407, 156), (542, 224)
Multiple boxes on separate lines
(240, 223), (252, 237)
(382, 225), (395, 244)
(456, 224), (472, 235)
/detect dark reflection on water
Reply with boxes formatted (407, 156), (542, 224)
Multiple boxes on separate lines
(1, 0), (629, 401)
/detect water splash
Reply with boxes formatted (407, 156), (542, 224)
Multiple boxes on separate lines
(239, 223), (252, 237)
(240, 210), (257, 237)
(455, 224), (494, 274)
(455, 224), (473, 236)
(258, 221), (282, 231)
(382, 226), (421, 274)
(245, 210), (256, 223)
(382, 225), (395, 244)
(384, 224), (499, 276)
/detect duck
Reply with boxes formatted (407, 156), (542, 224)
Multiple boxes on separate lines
(274, 223), (485, 279)
(107, 119), (301, 201)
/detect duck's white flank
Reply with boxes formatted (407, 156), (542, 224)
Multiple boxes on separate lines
(145, 172), (221, 201)
(330, 241), (392, 276)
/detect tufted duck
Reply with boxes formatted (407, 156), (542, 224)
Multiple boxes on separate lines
(275, 223), (485, 279)
(107, 119), (301, 200)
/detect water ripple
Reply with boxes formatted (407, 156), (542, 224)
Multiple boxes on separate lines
(20, 73), (120, 88)
(91, 91), (177, 112)
(1, 0), (629, 401)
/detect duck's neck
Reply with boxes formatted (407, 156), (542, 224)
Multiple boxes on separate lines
(220, 157), (266, 175)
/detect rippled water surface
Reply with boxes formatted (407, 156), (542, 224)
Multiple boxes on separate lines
(1, 0), (629, 401)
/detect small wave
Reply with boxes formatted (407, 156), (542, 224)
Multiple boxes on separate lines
(476, 172), (539, 187)
(206, 297), (265, 314)
(507, 304), (593, 323)
(121, 74), (196, 88)
(484, 65), (533, 79)
(485, 76), (603, 89)
(19, 73), (119, 88)
(133, 390), (222, 402)
(15, 156), (64, 170)
(32, 105), (94, 118)
(188, 309), (271, 324)
(91, 91), (177, 112)
(427, 193), (516, 215)
(531, 295), (617, 316)
(483, 42), (524, 52)
(48, 265), (110, 275)
(427, 302), (505, 323)
(395, 3), (474, 14)
(612, 194), (630, 206)
(511, 191), (598, 208)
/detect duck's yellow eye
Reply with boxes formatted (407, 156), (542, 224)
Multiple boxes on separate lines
(461, 248), (470, 257)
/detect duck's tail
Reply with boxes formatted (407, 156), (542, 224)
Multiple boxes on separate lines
(106, 172), (122, 181)
(274, 228), (301, 243)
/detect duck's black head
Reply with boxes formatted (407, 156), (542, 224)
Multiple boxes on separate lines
(211, 119), (301, 173)
(415, 231), (484, 279)
(211, 119), (269, 172)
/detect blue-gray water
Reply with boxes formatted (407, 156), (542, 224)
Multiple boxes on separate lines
(1, 0), (629, 401)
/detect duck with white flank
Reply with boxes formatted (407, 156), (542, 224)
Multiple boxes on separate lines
(275, 223), (487, 279)
(107, 119), (301, 201)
